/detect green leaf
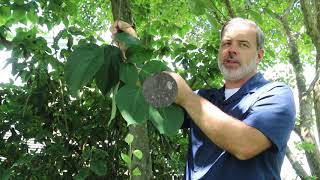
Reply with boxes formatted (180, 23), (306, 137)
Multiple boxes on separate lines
(0, 169), (11, 180)
(113, 32), (142, 48)
(139, 60), (170, 82)
(65, 43), (104, 96)
(0, 6), (11, 25)
(295, 141), (316, 153)
(12, 6), (26, 21)
(133, 149), (143, 160)
(92, 148), (108, 159)
(13, 154), (32, 166)
(89, 160), (107, 176)
(188, 0), (203, 15)
(95, 45), (121, 95)
(120, 63), (139, 86)
(82, 146), (91, 160)
(206, 13), (221, 29)
(125, 133), (134, 144)
(248, 9), (263, 25)
(149, 105), (184, 136)
(113, 32), (152, 65)
(132, 167), (141, 176)
(109, 82), (120, 126)
(14, 0), (25, 5)
(121, 152), (131, 165)
(126, 46), (153, 65)
(115, 85), (149, 124)
(188, 0), (211, 15)
(27, 10), (38, 23)
(74, 169), (89, 180)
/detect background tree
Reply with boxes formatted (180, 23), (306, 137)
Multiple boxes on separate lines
(0, 0), (319, 179)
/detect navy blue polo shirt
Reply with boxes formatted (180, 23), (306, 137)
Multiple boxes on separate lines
(184, 73), (296, 180)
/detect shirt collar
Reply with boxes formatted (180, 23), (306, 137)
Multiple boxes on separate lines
(216, 73), (269, 103)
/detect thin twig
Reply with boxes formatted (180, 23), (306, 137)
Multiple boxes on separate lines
(224, 0), (236, 17)
(59, 79), (70, 134)
(209, 0), (228, 21)
(282, 0), (297, 19)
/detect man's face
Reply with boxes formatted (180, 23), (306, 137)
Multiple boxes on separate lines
(218, 24), (263, 82)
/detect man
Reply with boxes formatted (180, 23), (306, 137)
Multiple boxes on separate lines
(112, 17), (296, 180)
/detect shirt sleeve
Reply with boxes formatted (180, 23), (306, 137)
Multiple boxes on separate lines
(243, 84), (296, 151)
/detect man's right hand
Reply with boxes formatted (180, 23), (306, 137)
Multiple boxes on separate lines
(164, 72), (194, 107)
(110, 20), (138, 57)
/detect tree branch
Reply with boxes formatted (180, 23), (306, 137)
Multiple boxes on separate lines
(224, 0), (236, 17)
(300, 0), (319, 46)
(304, 64), (319, 96)
(282, 0), (297, 19)
(286, 145), (309, 178)
(300, 0), (320, 96)
(209, 0), (228, 21)
(0, 33), (12, 49)
(316, 0), (320, 45)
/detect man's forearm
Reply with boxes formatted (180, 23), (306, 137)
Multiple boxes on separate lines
(181, 92), (271, 160)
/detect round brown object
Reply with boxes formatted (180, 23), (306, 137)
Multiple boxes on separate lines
(142, 72), (178, 108)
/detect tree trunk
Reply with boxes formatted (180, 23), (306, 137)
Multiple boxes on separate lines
(128, 124), (153, 180)
(280, 15), (320, 177)
(313, 48), (320, 145)
(286, 145), (309, 178)
(110, 1), (153, 179)
(314, 79), (320, 143)
(300, 0), (320, 176)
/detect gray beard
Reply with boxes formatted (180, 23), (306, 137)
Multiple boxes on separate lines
(218, 58), (257, 81)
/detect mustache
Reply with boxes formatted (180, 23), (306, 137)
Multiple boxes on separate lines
(223, 57), (240, 63)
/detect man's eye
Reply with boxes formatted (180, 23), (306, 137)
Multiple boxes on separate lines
(222, 42), (231, 46)
(241, 43), (249, 47)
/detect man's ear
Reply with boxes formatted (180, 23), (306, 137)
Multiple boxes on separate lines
(256, 49), (264, 64)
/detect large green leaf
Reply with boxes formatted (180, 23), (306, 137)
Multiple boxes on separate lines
(113, 32), (142, 48)
(139, 60), (170, 82)
(115, 85), (149, 124)
(149, 105), (184, 136)
(95, 45), (121, 95)
(65, 43), (104, 96)
(113, 32), (152, 65)
(120, 63), (139, 86)
(126, 46), (153, 65)
(89, 160), (107, 176)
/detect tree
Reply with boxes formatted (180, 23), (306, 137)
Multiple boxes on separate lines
(111, 0), (152, 179)
(0, 0), (319, 179)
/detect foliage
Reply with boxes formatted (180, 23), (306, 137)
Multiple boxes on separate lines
(0, 0), (318, 179)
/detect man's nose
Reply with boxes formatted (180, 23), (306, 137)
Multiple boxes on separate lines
(227, 45), (239, 57)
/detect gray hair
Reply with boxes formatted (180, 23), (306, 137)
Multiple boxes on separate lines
(220, 17), (265, 50)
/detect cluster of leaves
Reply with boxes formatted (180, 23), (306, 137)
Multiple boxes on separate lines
(0, 0), (199, 178)
(0, 0), (126, 179)
(0, 80), (130, 179)
(64, 32), (185, 136)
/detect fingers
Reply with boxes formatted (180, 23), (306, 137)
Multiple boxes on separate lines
(162, 71), (193, 105)
(110, 20), (138, 38)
